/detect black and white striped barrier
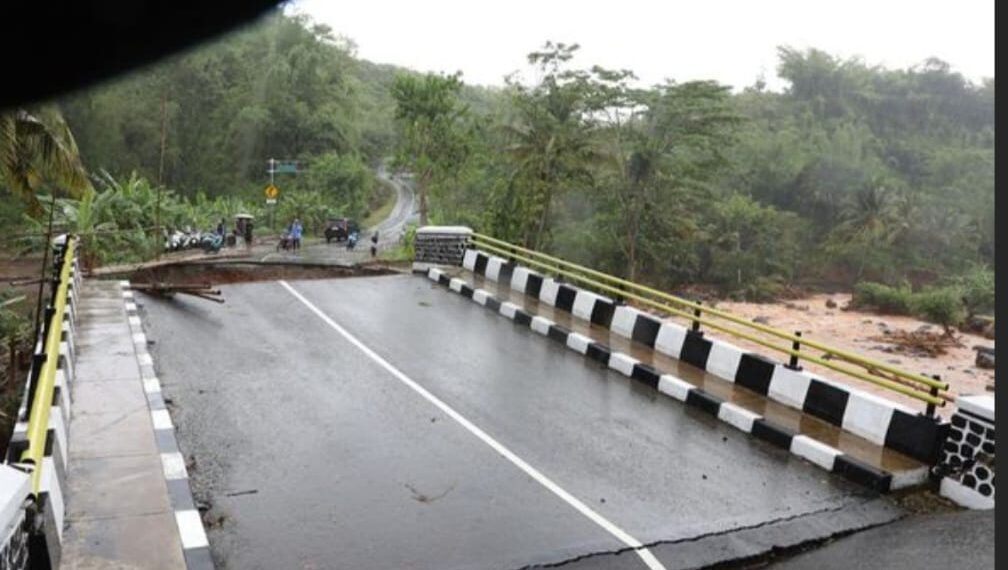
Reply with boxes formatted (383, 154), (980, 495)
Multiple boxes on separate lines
(938, 395), (994, 509)
(429, 266), (924, 492)
(121, 282), (214, 569)
(0, 240), (81, 568)
(461, 249), (950, 467)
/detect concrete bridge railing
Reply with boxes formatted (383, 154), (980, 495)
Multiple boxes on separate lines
(413, 226), (994, 508)
(0, 236), (80, 568)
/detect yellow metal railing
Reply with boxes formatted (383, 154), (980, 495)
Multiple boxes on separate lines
(21, 239), (75, 494)
(470, 233), (950, 409)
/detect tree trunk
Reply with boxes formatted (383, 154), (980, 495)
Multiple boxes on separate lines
(158, 94), (168, 186)
(8, 340), (15, 387)
(626, 224), (637, 282)
(418, 170), (430, 226)
(532, 190), (551, 251)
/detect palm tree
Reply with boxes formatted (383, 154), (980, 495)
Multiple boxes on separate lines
(0, 106), (91, 211)
(501, 97), (598, 250)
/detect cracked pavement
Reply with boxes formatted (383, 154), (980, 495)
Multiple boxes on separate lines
(137, 275), (912, 569)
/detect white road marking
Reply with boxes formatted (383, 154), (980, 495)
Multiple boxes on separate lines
(280, 280), (666, 570)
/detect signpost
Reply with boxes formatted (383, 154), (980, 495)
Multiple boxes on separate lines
(266, 158), (299, 230)
(264, 183), (279, 229)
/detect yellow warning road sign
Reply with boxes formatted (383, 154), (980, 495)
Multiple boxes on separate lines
(264, 184), (279, 199)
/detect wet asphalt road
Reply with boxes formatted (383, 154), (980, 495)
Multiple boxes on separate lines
(138, 274), (901, 570)
(768, 509), (993, 569)
(260, 166), (416, 265)
(370, 167), (418, 244)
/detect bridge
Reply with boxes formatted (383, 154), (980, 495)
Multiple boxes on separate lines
(0, 225), (994, 569)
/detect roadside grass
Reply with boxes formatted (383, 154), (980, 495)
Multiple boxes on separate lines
(363, 179), (396, 229)
(379, 245), (412, 262)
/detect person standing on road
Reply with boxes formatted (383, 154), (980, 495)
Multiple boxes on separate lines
(291, 218), (303, 251)
(370, 230), (378, 257)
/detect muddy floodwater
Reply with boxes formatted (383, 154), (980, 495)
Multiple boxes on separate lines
(713, 293), (993, 418)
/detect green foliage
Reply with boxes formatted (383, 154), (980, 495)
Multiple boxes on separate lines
(910, 287), (967, 331)
(731, 276), (786, 303)
(57, 12), (388, 197)
(1, 107), (92, 211)
(951, 264), (994, 316)
(852, 281), (969, 330)
(379, 223), (417, 262)
(851, 281), (914, 314)
(494, 43), (604, 250)
(0, 292), (30, 344)
(391, 71), (470, 225)
(2, 14), (986, 303)
(705, 195), (805, 288)
(291, 152), (374, 222)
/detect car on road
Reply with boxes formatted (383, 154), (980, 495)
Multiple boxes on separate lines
(324, 217), (360, 243)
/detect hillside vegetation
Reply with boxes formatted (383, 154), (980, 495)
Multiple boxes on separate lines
(0, 11), (993, 322)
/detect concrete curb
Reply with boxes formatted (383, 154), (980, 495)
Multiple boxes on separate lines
(427, 267), (922, 493)
(121, 282), (214, 570)
(461, 249), (949, 466)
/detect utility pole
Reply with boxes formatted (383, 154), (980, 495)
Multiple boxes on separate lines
(268, 158), (275, 230)
(156, 94), (168, 260)
(158, 94), (168, 186)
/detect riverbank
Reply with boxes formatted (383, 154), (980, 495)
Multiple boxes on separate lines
(714, 293), (993, 418)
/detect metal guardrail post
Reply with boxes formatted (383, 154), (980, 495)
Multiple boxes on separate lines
(23, 304), (55, 421)
(787, 331), (803, 371)
(691, 303), (702, 333)
(925, 375), (941, 418)
(22, 353), (47, 423)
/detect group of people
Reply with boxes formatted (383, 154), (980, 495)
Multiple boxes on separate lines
(215, 217), (252, 247)
(280, 219), (378, 256)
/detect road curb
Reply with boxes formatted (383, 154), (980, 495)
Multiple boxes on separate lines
(427, 267), (907, 493)
(120, 282), (214, 570)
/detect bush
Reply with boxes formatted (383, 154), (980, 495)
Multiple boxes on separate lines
(732, 275), (785, 303)
(953, 264), (994, 316)
(851, 281), (913, 314)
(911, 287), (967, 332)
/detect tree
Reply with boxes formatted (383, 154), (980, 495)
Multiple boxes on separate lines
(495, 42), (601, 249)
(598, 80), (742, 280)
(0, 107), (91, 210)
(391, 71), (469, 226)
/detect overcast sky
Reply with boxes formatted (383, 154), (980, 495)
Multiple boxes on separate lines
(286, 0), (993, 91)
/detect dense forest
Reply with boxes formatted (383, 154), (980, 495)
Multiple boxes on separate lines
(0, 12), (995, 317)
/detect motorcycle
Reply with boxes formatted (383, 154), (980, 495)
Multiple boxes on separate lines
(277, 232), (294, 251)
(199, 231), (223, 253)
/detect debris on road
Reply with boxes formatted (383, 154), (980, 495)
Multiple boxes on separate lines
(405, 482), (455, 504)
(974, 346), (995, 369)
(224, 489), (259, 497)
(867, 329), (964, 358)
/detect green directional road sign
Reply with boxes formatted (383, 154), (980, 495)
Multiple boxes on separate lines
(270, 160), (299, 174)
